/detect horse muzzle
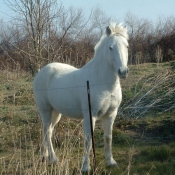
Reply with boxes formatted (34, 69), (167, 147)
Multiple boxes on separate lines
(118, 67), (129, 78)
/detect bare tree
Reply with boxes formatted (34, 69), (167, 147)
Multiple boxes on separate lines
(0, 20), (20, 70)
(125, 12), (153, 64)
(90, 7), (111, 38)
(3, 1), (92, 74)
(153, 16), (175, 62)
(5, 0), (62, 75)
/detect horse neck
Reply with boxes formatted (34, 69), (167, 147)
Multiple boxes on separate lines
(90, 49), (119, 85)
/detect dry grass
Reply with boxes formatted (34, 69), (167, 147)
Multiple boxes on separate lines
(0, 61), (175, 174)
(120, 62), (175, 118)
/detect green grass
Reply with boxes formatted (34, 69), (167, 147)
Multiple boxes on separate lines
(0, 61), (175, 174)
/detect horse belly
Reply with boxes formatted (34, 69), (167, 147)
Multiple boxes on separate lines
(47, 88), (83, 119)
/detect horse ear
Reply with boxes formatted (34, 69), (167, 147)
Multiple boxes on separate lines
(106, 26), (112, 36)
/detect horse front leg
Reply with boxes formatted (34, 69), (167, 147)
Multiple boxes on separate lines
(82, 115), (96, 172)
(102, 112), (118, 167)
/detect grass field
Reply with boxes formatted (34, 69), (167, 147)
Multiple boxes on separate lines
(0, 62), (175, 174)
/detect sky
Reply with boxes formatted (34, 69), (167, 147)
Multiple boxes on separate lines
(61, 0), (175, 22)
(0, 0), (175, 23)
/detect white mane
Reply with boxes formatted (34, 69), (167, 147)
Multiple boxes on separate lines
(94, 23), (128, 55)
(108, 22), (128, 39)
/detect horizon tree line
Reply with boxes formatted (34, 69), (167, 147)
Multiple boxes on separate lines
(0, 0), (175, 75)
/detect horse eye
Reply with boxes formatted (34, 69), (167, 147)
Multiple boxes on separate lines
(109, 46), (113, 50)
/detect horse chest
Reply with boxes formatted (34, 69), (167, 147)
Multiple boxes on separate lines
(96, 93), (121, 118)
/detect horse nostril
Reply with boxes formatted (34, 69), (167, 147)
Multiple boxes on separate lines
(118, 67), (129, 77)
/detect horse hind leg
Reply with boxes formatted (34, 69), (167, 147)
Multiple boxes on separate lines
(41, 109), (61, 164)
(51, 109), (62, 128)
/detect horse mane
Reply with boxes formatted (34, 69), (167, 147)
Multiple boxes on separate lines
(108, 22), (128, 40)
(94, 23), (128, 56)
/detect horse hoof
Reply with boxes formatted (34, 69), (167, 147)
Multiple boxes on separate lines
(110, 163), (119, 169)
(41, 156), (49, 162)
(51, 157), (59, 165)
(107, 159), (119, 169)
(81, 165), (91, 173)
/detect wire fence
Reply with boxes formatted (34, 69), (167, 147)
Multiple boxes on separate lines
(0, 68), (175, 143)
(0, 70), (175, 118)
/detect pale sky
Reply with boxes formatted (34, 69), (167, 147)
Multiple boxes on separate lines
(0, 0), (175, 23)
(61, 0), (175, 22)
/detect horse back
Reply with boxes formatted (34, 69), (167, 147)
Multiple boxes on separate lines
(33, 63), (77, 90)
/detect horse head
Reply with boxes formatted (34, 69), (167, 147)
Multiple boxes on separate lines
(106, 23), (129, 78)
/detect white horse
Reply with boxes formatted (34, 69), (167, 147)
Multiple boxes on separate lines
(33, 22), (129, 172)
